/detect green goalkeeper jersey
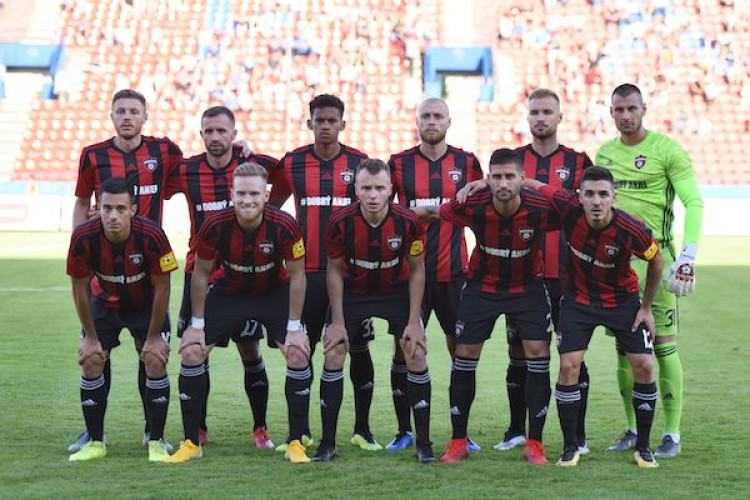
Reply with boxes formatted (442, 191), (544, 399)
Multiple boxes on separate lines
(595, 130), (697, 243)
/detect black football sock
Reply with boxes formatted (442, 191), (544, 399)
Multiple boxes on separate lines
(80, 374), (106, 441)
(407, 369), (432, 447)
(200, 357), (210, 432)
(577, 361), (590, 445)
(526, 357), (551, 442)
(632, 382), (658, 451)
(349, 346), (374, 435)
(244, 357), (269, 430)
(319, 367), (344, 447)
(506, 356), (527, 436)
(555, 383), (581, 450)
(102, 357), (111, 414)
(145, 375), (170, 441)
(178, 363), (207, 446)
(138, 359), (149, 434)
(285, 366), (312, 443)
(449, 357), (478, 439)
(390, 358), (411, 433)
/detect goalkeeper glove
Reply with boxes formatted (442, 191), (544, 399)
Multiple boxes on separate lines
(663, 242), (698, 296)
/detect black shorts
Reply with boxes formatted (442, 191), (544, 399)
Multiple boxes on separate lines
(457, 280), (552, 346)
(544, 278), (563, 329)
(87, 298), (171, 352)
(556, 296), (653, 355)
(327, 286), (410, 347)
(178, 273), (265, 340)
(204, 285), (289, 349)
(422, 280), (462, 336)
(304, 271), (372, 345)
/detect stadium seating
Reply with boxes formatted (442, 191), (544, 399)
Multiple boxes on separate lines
(9, 0), (750, 184)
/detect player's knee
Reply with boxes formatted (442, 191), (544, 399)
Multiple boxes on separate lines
(181, 344), (206, 366)
(325, 345), (346, 369)
(630, 355), (654, 382)
(522, 340), (549, 359)
(558, 355), (581, 383)
(508, 342), (525, 359)
(284, 346), (309, 369)
(455, 343), (481, 359)
(237, 339), (261, 361)
(81, 357), (105, 378)
(142, 354), (167, 378)
(393, 340), (405, 361)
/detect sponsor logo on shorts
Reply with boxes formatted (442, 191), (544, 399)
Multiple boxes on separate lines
(455, 320), (465, 337)
(634, 155), (647, 169)
(555, 331), (563, 348)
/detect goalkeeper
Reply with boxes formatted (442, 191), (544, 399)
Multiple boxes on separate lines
(596, 84), (703, 459)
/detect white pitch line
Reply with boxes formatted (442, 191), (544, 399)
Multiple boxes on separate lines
(0, 243), (68, 257)
(0, 287), (68, 292)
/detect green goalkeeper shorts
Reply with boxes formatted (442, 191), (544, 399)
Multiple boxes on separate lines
(607, 244), (679, 338)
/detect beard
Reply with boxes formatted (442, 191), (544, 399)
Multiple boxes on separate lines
(419, 129), (447, 145)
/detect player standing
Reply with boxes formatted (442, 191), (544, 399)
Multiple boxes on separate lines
(165, 106), (279, 448)
(596, 84), (703, 457)
(315, 159), (435, 463)
(67, 177), (177, 461)
(270, 94), (379, 450)
(414, 149), (559, 465)
(525, 167), (664, 468)
(166, 163), (311, 464)
(68, 89), (182, 451)
(387, 98), (483, 450)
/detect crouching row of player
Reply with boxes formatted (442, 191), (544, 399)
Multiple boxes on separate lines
(67, 151), (663, 468)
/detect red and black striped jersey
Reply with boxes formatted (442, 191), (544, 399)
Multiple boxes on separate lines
(440, 188), (560, 295)
(326, 202), (425, 295)
(164, 151), (278, 273)
(270, 144), (367, 273)
(195, 206), (305, 296)
(66, 216), (178, 310)
(388, 145), (484, 282)
(539, 185), (659, 308)
(75, 136), (183, 225)
(515, 144), (593, 279)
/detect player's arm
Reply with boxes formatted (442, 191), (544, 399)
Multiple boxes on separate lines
(663, 175), (703, 296)
(411, 205), (441, 222)
(180, 255), (213, 356)
(71, 275), (104, 366)
(402, 250), (426, 361)
(283, 256), (310, 359)
(324, 255), (348, 353)
(632, 244), (664, 339)
(268, 158), (292, 207)
(140, 272), (171, 365)
(73, 196), (97, 227)
(455, 179), (488, 203)
(521, 177), (545, 191)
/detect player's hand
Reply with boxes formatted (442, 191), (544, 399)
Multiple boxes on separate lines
(87, 207), (100, 219)
(284, 328), (311, 360)
(141, 336), (170, 365)
(400, 322), (426, 360)
(233, 140), (254, 158)
(179, 326), (207, 356)
(323, 323), (349, 354)
(455, 179), (487, 203)
(632, 305), (655, 343)
(663, 243), (698, 296)
(78, 334), (105, 365)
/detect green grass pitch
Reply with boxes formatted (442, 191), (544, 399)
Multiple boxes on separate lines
(0, 232), (748, 499)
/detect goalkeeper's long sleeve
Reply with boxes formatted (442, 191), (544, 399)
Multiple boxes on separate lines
(673, 176), (703, 245)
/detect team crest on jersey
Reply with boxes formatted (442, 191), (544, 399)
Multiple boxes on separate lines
(634, 155), (647, 169)
(259, 241), (275, 255)
(455, 321), (465, 338)
(555, 167), (570, 181)
(128, 253), (143, 266)
(448, 168), (462, 182)
(519, 227), (535, 241)
(388, 235), (403, 251)
(605, 244), (620, 257)
(340, 169), (355, 184)
(143, 157), (158, 172)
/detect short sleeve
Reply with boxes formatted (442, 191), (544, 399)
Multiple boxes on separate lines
(195, 215), (221, 260)
(74, 150), (95, 199)
(325, 217), (344, 259)
(66, 230), (90, 278)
